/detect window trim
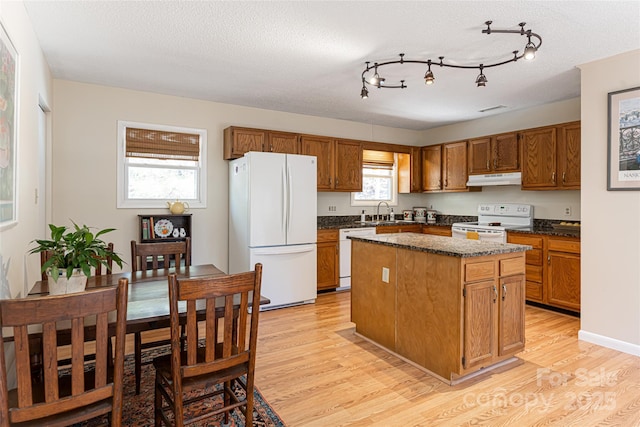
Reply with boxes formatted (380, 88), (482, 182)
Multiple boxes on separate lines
(117, 120), (207, 209)
(350, 155), (399, 207)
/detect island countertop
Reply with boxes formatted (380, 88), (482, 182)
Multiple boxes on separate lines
(349, 232), (531, 258)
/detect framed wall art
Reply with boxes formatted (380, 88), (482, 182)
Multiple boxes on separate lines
(607, 86), (640, 190)
(0, 22), (18, 228)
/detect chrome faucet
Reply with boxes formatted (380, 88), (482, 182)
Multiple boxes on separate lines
(376, 201), (391, 221)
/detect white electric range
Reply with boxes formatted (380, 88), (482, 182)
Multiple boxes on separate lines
(451, 203), (534, 243)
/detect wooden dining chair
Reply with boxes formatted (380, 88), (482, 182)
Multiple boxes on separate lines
(130, 238), (191, 272)
(0, 278), (129, 427)
(40, 242), (115, 281)
(130, 237), (191, 394)
(153, 263), (263, 426)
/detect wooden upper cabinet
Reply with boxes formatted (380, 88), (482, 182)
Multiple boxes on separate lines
(223, 127), (299, 159)
(468, 132), (519, 175)
(421, 145), (442, 191)
(521, 126), (557, 189)
(521, 122), (580, 190)
(267, 131), (299, 154)
(442, 141), (468, 191)
(397, 147), (422, 193)
(300, 135), (334, 190)
(557, 121), (581, 189)
(468, 137), (492, 175)
(493, 133), (520, 172)
(334, 139), (363, 192)
(223, 127), (265, 159)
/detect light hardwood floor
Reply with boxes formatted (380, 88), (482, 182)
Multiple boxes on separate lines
(252, 290), (640, 427)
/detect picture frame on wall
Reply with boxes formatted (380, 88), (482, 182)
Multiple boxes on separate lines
(607, 86), (640, 191)
(0, 21), (18, 228)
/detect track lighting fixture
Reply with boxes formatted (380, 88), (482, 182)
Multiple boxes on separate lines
(360, 21), (542, 98)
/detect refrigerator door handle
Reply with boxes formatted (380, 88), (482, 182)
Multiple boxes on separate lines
(287, 164), (293, 237)
(282, 165), (287, 235)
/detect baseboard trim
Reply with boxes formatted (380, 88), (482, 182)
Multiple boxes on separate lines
(578, 330), (640, 356)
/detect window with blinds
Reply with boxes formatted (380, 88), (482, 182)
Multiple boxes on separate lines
(117, 121), (207, 209)
(351, 150), (398, 206)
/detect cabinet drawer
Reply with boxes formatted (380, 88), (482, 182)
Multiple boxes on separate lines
(525, 281), (543, 301)
(526, 248), (543, 266)
(500, 256), (525, 277)
(526, 264), (543, 283)
(465, 261), (495, 282)
(548, 238), (580, 254)
(507, 233), (543, 249)
(317, 229), (338, 243)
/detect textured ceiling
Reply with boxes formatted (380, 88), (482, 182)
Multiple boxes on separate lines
(23, 0), (640, 131)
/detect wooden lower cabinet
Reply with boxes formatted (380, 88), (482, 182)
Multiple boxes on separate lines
(316, 229), (339, 291)
(422, 225), (452, 237)
(547, 236), (581, 311)
(376, 224), (422, 234)
(507, 232), (580, 312)
(351, 240), (526, 384)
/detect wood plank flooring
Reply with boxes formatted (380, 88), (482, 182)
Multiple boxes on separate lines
(253, 290), (640, 427)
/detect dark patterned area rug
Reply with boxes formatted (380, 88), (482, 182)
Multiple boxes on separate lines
(78, 347), (285, 427)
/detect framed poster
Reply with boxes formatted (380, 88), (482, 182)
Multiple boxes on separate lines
(0, 22), (17, 228)
(608, 86), (640, 190)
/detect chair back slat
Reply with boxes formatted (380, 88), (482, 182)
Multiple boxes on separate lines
(0, 279), (128, 426)
(205, 300), (216, 362)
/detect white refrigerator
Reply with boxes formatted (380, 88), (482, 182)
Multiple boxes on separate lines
(229, 151), (317, 310)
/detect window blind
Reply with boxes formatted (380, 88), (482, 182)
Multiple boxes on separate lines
(125, 127), (200, 161)
(362, 149), (394, 169)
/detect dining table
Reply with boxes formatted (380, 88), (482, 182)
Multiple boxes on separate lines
(27, 264), (270, 336)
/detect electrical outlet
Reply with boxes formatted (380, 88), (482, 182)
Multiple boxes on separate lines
(382, 267), (389, 283)
(564, 206), (571, 216)
(328, 205), (337, 212)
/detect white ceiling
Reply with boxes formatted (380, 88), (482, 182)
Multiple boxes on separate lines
(23, 0), (640, 131)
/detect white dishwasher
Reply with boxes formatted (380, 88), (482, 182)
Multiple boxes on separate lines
(339, 227), (377, 288)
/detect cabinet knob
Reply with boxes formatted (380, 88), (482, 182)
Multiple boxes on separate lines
(552, 172), (556, 183)
(493, 285), (498, 303)
(502, 284), (507, 301)
(548, 255), (551, 265)
(562, 171), (566, 183)
(486, 160), (490, 170)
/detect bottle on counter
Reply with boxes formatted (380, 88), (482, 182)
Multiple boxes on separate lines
(389, 208), (394, 221)
(361, 210), (366, 222)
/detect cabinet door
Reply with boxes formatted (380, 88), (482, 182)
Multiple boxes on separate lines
(521, 126), (557, 189)
(442, 141), (468, 191)
(399, 147), (423, 193)
(334, 139), (362, 191)
(223, 127), (265, 160)
(300, 135), (334, 190)
(463, 280), (497, 369)
(498, 275), (525, 355)
(421, 145), (442, 191)
(547, 251), (581, 311)
(316, 241), (338, 290)
(468, 137), (492, 174)
(493, 132), (520, 172)
(267, 131), (298, 154)
(557, 122), (581, 189)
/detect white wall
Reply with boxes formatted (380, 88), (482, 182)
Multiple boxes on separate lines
(578, 50), (640, 354)
(51, 80), (423, 275)
(318, 98), (581, 221)
(0, 1), (52, 299)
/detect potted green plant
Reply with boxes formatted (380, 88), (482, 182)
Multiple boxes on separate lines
(29, 222), (124, 295)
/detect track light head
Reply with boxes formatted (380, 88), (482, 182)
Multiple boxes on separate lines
(523, 41), (537, 60)
(475, 66), (487, 87)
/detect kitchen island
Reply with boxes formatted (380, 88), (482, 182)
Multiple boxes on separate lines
(349, 233), (531, 384)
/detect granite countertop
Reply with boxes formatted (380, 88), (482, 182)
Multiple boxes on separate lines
(317, 215), (581, 238)
(349, 233), (532, 258)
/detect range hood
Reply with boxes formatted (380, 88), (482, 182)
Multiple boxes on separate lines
(466, 172), (522, 187)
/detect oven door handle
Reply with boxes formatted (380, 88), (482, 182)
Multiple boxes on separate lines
(452, 227), (503, 235)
